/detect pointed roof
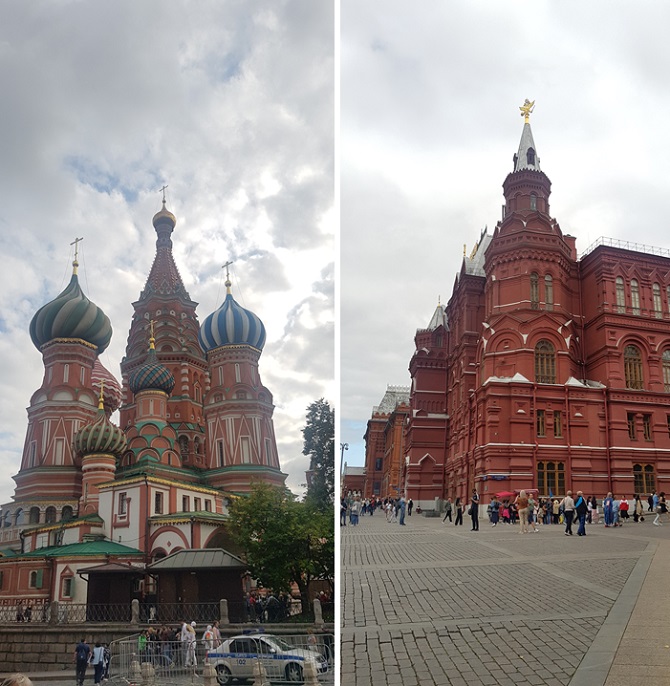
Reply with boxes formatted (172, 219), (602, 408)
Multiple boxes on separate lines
(513, 122), (541, 172)
(427, 302), (447, 330)
(139, 201), (190, 301)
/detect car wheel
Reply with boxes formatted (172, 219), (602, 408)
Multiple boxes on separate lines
(285, 662), (304, 683)
(215, 664), (233, 685)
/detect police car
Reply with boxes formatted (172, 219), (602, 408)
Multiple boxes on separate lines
(208, 631), (328, 684)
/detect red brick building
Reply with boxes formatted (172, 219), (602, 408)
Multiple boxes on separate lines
(403, 116), (670, 509)
(362, 386), (410, 498)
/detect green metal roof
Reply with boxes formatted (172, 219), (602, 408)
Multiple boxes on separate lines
(20, 540), (143, 558)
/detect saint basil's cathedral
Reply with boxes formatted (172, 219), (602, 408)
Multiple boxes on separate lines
(0, 200), (285, 613)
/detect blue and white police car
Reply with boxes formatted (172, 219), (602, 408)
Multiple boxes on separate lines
(208, 631), (328, 684)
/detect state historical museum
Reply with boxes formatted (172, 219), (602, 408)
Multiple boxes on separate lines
(402, 108), (670, 509)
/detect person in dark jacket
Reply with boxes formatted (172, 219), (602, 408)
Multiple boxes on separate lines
(575, 491), (588, 536)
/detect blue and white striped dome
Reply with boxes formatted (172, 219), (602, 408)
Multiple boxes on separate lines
(199, 293), (266, 352)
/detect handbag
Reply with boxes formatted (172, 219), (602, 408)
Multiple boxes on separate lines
(467, 506), (472, 516)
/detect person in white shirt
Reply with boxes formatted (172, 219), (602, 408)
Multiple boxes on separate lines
(561, 491), (575, 536)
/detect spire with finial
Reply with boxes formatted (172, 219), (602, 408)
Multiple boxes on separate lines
(70, 236), (83, 275)
(223, 260), (234, 295)
(513, 99), (541, 172)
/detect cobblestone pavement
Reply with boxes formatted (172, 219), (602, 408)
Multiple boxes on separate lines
(341, 513), (663, 686)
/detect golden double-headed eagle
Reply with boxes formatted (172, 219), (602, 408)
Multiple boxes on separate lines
(519, 99), (535, 123)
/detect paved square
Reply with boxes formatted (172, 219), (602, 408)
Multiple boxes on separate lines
(341, 513), (661, 685)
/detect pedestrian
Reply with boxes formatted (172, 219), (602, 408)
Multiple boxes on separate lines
(490, 496), (500, 526)
(603, 492), (614, 527)
(212, 620), (222, 645)
(515, 490), (530, 534)
(501, 502), (510, 524)
(15, 600), (23, 622)
(340, 497), (347, 527)
(202, 624), (215, 656)
(653, 492), (667, 526)
(350, 498), (361, 525)
(527, 493), (539, 532)
(74, 638), (91, 686)
(561, 490), (576, 535)
(398, 496), (406, 525)
(1, 675), (33, 686)
(408, 498), (414, 516)
(443, 498), (453, 523)
(470, 488), (480, 531)
(552, 498), (560, 524)
(454, 497), (463, 526)
(23, 605), (31, 622)
(633, 494), (644, 522)
(575, 491), (588, 536)
(612, 496), (621, 527)
(648, 493), (655, 512)
(185, 621), (197, 667)
(91, 641), (105, 686)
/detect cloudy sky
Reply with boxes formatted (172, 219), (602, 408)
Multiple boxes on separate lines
(341, 1), (670, 468)
(0, 1), (334, 504)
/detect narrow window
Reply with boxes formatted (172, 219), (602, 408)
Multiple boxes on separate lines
(217, 440), (225, 467)
(627, 413), (636, 440)
(63, 364), (69, 383)
(530, 193), (537, 210)
(530, 272), (539, 309)
(624, 345), (644, 389)
(527, 148), (536, 165)
(643, 414), (652, 441)
(663, 351), (670, 392)
(194, 497), (201, 511)
(553, 411), (563, 438)
(182, 496), (189, 512)
(62, 577), (73, 598)
(204, 500), (212, 512)
(118, 493), (127, 516)
(536, 410), (546, 437)
(545, 274), (553, 311)
(631, 279), (640, 315)
(54, 439), (64, 466)
(265, 438), (272, 465)
(154, 492), (163, 515)
(653, 283), (662, 318)
(616, 277), (625, 313)
(235, 363), (241, 383)
(240, 437), (251, 464)
(375, 458), (383, 471)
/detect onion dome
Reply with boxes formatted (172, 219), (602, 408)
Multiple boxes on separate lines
(91, 358), (123, 414)
(128, 327), (175, 395)
(74, 386), (127, 457)
(199, 276), (266, 353)
(152, 197), (176, 249)
(30, 257), (112, 353)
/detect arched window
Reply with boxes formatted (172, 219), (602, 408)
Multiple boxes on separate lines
(527, 147), (536, 165)
(61, 506), (73, 522)
(616, 277), (625, 313)
(179, 436), (189, 458)
(29, 507), (40, 524)
(45, 506), (57, 524)
(530, 272), (539, 309)
(535, 340), (556, 384)
(663, 350), (670, 392)
(530, 193), (537, 210)
(633, 463), (656, 495)
(631, 279), (640, 315)
(624, 345), (644, 389)
(545, 274), (553, 311)
(653, 283), (663, 318)
(537, 461), (565, 496)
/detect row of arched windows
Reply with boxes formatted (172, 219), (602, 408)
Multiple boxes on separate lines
(532, 339), (670, 392)
(615, 277), (670, 318)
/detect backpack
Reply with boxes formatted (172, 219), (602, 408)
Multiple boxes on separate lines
(77, 645), (88, 662)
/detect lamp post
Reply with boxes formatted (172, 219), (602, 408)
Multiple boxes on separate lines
(340, 443), (348, 496)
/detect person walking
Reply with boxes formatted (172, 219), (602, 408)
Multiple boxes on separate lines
(575, 491), (588, 536)
(603, 492), (613, 527)
(515, 490), (530, 533)
(454, 497), (463, 526)
(470, 489), (480, 531)
(398, 497), (406, 525)
(633, 494), (644, 522)
(653, 492), (667, 526)
(74, 638), (91, 686)
(407, 498), (414, 516)
(443, 498), (453, 523)
(561, 491), (575, 535)
(91, 642), (105, 686)
(490, 496), (500, 526)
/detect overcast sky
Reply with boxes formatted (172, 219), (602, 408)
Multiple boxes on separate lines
(341, 0), (670, 468)
(0, 1), (334, 505)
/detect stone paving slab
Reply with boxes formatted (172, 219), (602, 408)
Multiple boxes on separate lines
(341, 514), (668, 685)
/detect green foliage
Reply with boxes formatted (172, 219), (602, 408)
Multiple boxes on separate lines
(227, 484), (334, 611)
(302, 398), (335, 508)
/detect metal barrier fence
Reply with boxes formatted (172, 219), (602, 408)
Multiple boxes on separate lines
(109, 633), (334, 685)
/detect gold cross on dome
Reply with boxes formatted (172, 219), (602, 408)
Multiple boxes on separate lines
(70, 237), (84, 274)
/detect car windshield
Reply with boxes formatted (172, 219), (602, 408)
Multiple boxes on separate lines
(263, 636), (294, 652)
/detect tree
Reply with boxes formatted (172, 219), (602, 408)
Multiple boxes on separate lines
(227, 483), (334, 615)
(302, 398), (335, 508)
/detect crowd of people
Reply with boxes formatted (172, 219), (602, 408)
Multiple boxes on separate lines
(341, 489), (669, 535)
